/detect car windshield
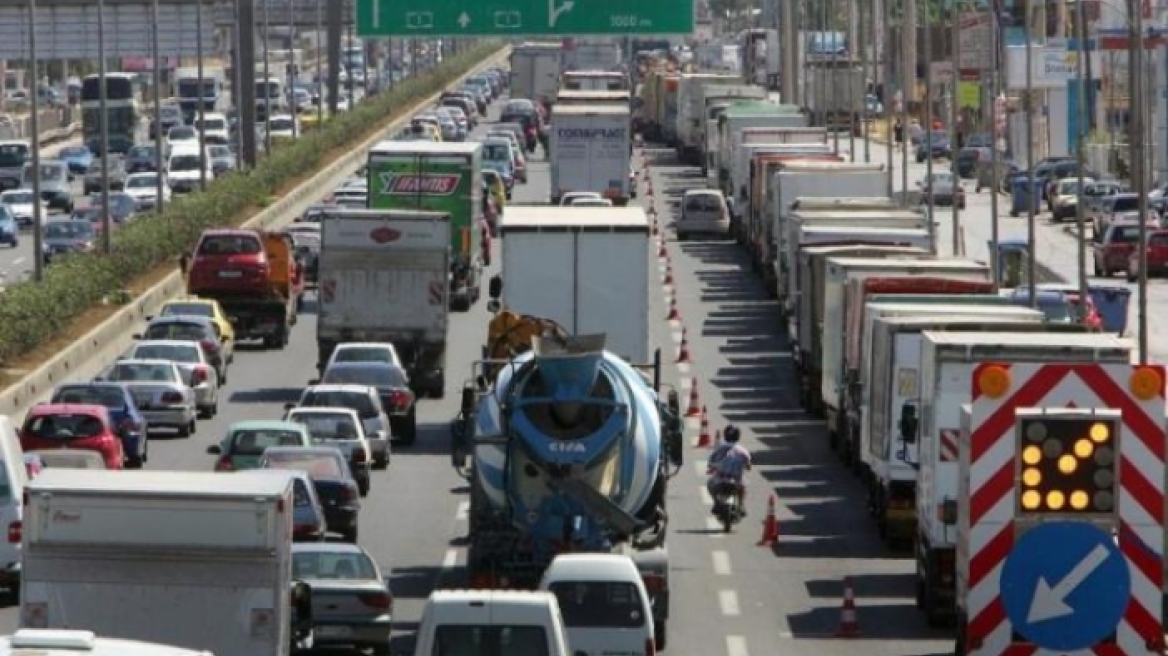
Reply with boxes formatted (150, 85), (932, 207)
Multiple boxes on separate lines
(483, 143), (511, 161)
(170, 127), (195, 140)
(129, 146), (155, 160)
(133, 344), (200, 363)
(927, 131), (947, 143)
(107, 362), (177, 383)
(196, 118), (225, 131)
(161, 303), (214, 319)
(333, 347), (393, 364)
(321, 366), (404, 388)
(292, 550), (377, 580)
(1037, 298), (1073, 323)
(548, 581), (647, 628)
(3, 192), (34, 204)
(144, 323), (208, 341)
(685, 193), (723, 211)
(290, 413), (360, 440)
(210, 146), (231, 158)
(26, 165), (65, 183)
(198, 234), (263, 255)
(44, 222), (93, 239)
(270, 118), (295, 131)
(127, 175), (157, 188)
(1111, 196), (1140, 212)
(300, 390), (378, 418)
(53, 386), (126, 409)
(432, 626), (549, 656)
(0, 144), (29, 168)
(264, 453), (346, 478)
(229, 429), (305, 456)
(24, 413), (105, 439)
(929, 173), (955, 186)
(170, 155), (202, 171)
(61, 147), (88, 158)
(1109, 225), (1141, 243)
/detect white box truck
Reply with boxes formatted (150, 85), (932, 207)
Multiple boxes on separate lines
(675, 73), (741, 165)
(550, 104), (632, 206)
(495, 207), (650, 363)
(21, 470), (309, 656)
(510, 43), (562, 107)
(914, 332), (1132, 627)
(316, 208), (451, 402)
(697, 84), (768, 179)
(562, 40), (621, 71)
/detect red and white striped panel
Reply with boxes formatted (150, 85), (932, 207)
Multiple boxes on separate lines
(965, 363), (1166, 656)
(939, 428), (959, 462)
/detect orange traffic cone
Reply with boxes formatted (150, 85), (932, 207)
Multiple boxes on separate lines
(666, 297), (681, 321)
(663, 265), (673, 286)
(757, 495), (779, 546)
(834, 577), (862, 637)
(676, 328), (692, 363)
(647, 180), (654, 197)
(658, 242), (668, 258)
(685, 378), (702, 417)
(696, 409), (713, 447)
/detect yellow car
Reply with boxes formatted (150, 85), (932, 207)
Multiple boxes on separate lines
(156, 296), (236, 364)
(483, 170), (506, 210)
(409, 118), (443, 142)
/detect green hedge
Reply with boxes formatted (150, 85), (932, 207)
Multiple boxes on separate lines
(0, 40), (504, 364)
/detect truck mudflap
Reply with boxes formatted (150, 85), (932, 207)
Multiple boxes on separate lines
(878, 481), (916, 547)
(917, 538), (957, 627)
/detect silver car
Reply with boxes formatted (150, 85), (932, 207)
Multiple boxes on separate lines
(284, 407), (373, 497)
(676, 189), (731, 239)
(292, 542), (393, 654)
(100, 359), (197, 437)
(293, 384), (390, 469)
(126, 339), (221, 418)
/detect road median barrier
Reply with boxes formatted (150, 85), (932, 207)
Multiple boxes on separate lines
(0, 42), (510, 421)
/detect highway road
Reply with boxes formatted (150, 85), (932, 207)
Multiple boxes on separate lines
(0, 121), (1026, 656)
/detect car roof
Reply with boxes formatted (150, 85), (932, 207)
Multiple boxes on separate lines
(542, 554), (643, 582)
(291, 541), (367, 555)
(288, 405), (361, 418)
(264, 445), (346, 459)
(133, 339), (201, 349)
(29, 403), (109, 417)
(148, 315), (214, 326)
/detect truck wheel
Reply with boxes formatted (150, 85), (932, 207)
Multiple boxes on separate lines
(370, 642), (390, 656)
(654, 621), (667, 651)
(398, 407), (418, 446)
(127, 454), (144, 469)
(358, 477), (369, 497)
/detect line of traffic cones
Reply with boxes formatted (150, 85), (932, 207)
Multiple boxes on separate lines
(696, 410), (714, 447)
(834, 577), (862, 638)
(666, 297), (681, 321)
(757, 495), (779, 546)
(663, 263), (674, 286)
(685, 378), (703, 417)
(676, 328), (692, 364)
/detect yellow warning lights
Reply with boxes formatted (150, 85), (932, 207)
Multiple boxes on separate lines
(1017, 416), (1120, 515)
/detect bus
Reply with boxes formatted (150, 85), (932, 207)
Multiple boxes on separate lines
(81, 73), (141, 155)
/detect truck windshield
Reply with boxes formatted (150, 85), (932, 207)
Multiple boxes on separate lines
(483, 144), (511, 161)
(0, 144), (29, 168)
(432, 626), (549, 656)
(547, 581), (647, 628)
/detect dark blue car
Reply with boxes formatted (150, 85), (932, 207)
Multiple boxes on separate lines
(0, 207), (17, 247)
(58, 146), (94, 176)
(49, 382), (149, 468)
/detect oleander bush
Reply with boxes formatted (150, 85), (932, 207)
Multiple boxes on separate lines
(0, 40), (504, 364)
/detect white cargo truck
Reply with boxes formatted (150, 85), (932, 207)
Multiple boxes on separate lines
(21, 470), (309, 656)
(495, 207), (650, 363)
(510, 43), (562, 107)
(862, 310), (1047, 543)
(913, 332), (1132, 626)
(805, 62), (865, 128)
(786, 226), (932, 311)
(820, 258), (991, 448)
(770, 163), (887, 296)
(718, 116), (811, 196)
(316, 208), (451, 405)
(697, 84), (768, 178)
(675, 73), (741, 165)
(562, 40), (622, 71)
(550, 104), (632, 206)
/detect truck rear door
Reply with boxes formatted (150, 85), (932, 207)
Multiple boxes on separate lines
(263, 232), (294, 299)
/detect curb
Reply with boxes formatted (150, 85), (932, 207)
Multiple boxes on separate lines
(0, 48), (511, 422)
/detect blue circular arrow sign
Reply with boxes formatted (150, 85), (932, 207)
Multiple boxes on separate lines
(1000, 522), (1130, 652)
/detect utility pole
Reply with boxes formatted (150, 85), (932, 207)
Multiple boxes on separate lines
(28, 0), (43, 281)
(989, 11), (1002, 292)
(1131, 0), (1148, 363)
(98, 0), (112, 253)
(902, 0), (914, 202)
(196, 0), (207, 190)
(860, 0), (871, 162)
(1074, 0), (1089, 307)
(151, 0), (164, 212)
(924, 4), (936, 251)
(1025, 10), (1036, 306)
(950, 3), (961, 255)
(847, 0), (856, 158)
(884, 0), (894, 192)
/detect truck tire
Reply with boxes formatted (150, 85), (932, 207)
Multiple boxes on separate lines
(398, 407), (418, 446)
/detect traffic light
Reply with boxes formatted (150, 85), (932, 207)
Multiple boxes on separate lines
(1017, 415), (1120, 515)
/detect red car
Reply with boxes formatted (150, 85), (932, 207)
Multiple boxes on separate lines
(1126, 230), (1168, 282)
(19, 404), (125, 470)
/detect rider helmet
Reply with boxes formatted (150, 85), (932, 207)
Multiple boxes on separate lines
(723, 425), (741, 443)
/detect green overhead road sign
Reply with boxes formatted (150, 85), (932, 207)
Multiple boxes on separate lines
(356, 0), (694, 36)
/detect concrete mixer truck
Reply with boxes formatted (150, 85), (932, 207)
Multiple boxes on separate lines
(450, 312), (684, 650)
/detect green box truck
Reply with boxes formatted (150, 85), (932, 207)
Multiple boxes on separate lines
(366, 141), (484, 311)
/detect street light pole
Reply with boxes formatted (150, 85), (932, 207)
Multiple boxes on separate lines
(1025, 11), (1036, 307)
(901, 0), (913, 202)
(847, 0), (856, 158)
(1074, 0), (1089, 307)
(1131, 0), (1148, 363)
(151, 0), (164, 212)
(27, 0), (43, 281)
(884, 0), (894, 190)
(924, 4), (935, 249)
(262, 0), (272, 155)
(98, 0), (111, 253)
(196, 0), (207, 191)
(950, 3), (961, 255)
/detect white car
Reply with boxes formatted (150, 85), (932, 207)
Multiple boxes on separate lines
(122, 172), (171, 211)
(570, 198), (613, 207)
(676, 188), (731, 240)
(324, 343), (403, 372)
(265, 114), (299, 141)
(125, 339), (220, 419)
(283, 406), (373, 496)
(194, 112), (230, 145)
(559, 191), (603, 207)
(539, 554), (661, 654)
(0, 189), (46, 228)
(167, 146), (214, 194)
(293, 384), (391, 469)
(166, 125), (199, 147)
(330, 178), (367, 207)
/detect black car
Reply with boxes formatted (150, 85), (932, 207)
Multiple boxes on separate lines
(915, 131), (952, 163)
(125, 144), (165, 174)
(955, 147), (990, 179)
(286, 230), (320, 286)
(260, 446), (362, 542)
(42, 220), (95, 264)
(83, 155), (127, 194)
(319, 361), (418, 444)
(87, 191), (138, 223)
(137, 315), (229, 383)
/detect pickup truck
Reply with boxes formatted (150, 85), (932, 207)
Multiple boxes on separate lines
(186, 229), (304, 349)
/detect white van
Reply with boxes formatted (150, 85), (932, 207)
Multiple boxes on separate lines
(167, 145), (214, 193)
(539, 554), (657, 656)
(0, 416), (27, 597)
(0, 630), (213, 656)
(413, 590), (570, 656)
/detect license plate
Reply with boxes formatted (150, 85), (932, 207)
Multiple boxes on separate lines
(315, 626), (351, 638)
(134, 393), (152, 407)
(219, 270), (242, 278)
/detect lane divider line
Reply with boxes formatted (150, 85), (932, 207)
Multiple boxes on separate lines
(726, 636), (750, 656)
(712, 550), (733, 576)
(718, 590), (740, 616)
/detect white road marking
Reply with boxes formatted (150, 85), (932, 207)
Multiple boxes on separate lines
(699, 485), (713, 506)
(677, 362), (690, 373)
(441, 549), (458, 570)
(668, 318), (682, 328)
(455, 501), (469, 521)
(718, 590), (740, 616)
(12, 258), (23, 266)
(712, 550), (732, 575)
(726, 636), (749, 656)
(671, 331), (682, 342)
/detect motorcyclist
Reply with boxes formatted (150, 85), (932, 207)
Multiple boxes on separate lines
(706, 425), (752, 516)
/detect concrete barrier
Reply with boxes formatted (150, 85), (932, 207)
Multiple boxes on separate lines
(0, 46), (512, 421)
(0, 107), (80, 146)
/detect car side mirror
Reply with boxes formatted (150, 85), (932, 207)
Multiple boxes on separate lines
(284, 402), (296, 411)
(206, 444), (221, 455)
(488, 274), (502, 299)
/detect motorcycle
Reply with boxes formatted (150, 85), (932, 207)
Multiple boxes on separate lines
(711, 480), (745, 533)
